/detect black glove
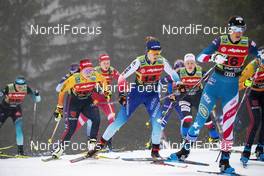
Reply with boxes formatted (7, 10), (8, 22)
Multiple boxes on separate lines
(54, 106), (63, 121)
(34, 89), (40, 96)
(169, 95), (176, 102)
(119, 93), (127, 106)
(176, 83), (186, 93)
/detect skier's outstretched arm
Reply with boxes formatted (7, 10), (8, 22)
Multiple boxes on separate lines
(163, 59), (180, 82)
(27, 87), (41, 103)
(117, 59), (140, 92)
(57, 75), (75, 107)
(196, 37), (220, 63)
(0, 87), (7, 102)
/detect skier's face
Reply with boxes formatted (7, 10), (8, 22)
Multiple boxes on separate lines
(229, 26), (245, 42)
(184, 60), (196, 73)
(231, 31), (243, 41)
(15, 84), (27, 92)
(100, 60), (110, 71)
(147, 50), (161, 63)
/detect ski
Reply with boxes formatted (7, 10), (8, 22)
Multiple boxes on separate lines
(197, 170), (246, 176)
(0, 145), (14, 151)
(249, 158), (264, 162)
(0, 153), (31, 159)
(70, 154), (120, 163)
(41, 156), (60, 162)
(210, 148), (254, 155)
(166, 158), (209, 166)
(100, 147), (126, 153)
(150, 160), (188, 168)
(97, 155), (120, 160)
(70, 155), (96, 163)
(121, 157), (209, 166)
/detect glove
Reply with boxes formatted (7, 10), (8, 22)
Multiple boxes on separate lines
(244, 79), (253, 88)
(210, 53), (227, 64)
(258, 49), (264, 61)
(119, 93), (126, 106)
(104, 90), (112, 101)
(34, 89), (40, 96)
(33, 89), (41, 102)
(169, 95), (176, 102)
(176, 82), (186, 93)
(208, 137), (220, 143)
(54, 106), (63, 121)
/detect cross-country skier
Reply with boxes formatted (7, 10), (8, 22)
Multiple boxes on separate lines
(86, 36), (180, 159)
(86, 54), (119, 149)
(159, 54), (219, 142)
(51, 59), (111, 159)
(56, 55), (120, 150)
(240, 48), (264, 164)
(55, 60), (98, 135)
(0, 76), (41, 155)
(168, 16), (259, 174)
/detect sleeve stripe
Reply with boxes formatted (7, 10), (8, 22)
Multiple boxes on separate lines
(197, 54), (210, 62)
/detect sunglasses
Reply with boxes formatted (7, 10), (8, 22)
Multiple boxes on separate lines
(148, 50), (162, 55)
(15, 79), (26, 85)
(229, 26), (246, 33)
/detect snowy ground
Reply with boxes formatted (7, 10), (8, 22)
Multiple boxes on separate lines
(0, 147), (263, 176)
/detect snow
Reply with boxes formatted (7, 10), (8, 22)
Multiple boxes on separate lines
(0, 147), (263, 176)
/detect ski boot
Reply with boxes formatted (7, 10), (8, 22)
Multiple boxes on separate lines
(168, 140), (190, 161)
(86, 137), (107, 157)
(52, 144), (64, 159)
(255, 144), (264, 161)
(240, 145), (251, 165)
(151, 144), (162, 160)
(17, 145), (24, 156)
(105, 138), (113, 152)
(88, 138), (97, 151)
(219, 151), (235, 174)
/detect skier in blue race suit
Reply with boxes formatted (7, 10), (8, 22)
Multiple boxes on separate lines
(168, 16), (260, 174)
(87, 36), (180, 159)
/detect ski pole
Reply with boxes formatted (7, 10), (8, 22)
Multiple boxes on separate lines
(235, 66), (261, 125)
(48, 119), (61, 144)
(215, 150), (221, 162)
(30, 102), (37, 142)
(157, 100), (175, 124)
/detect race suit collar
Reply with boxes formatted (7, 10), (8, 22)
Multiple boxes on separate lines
(101, 67), (110, 73)
(145, 54), (156, 65)
(228, 34), (241, 44)
(185, 67), (197, 76)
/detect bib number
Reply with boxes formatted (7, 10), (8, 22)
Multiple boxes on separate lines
(226, 57), (244, 67)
